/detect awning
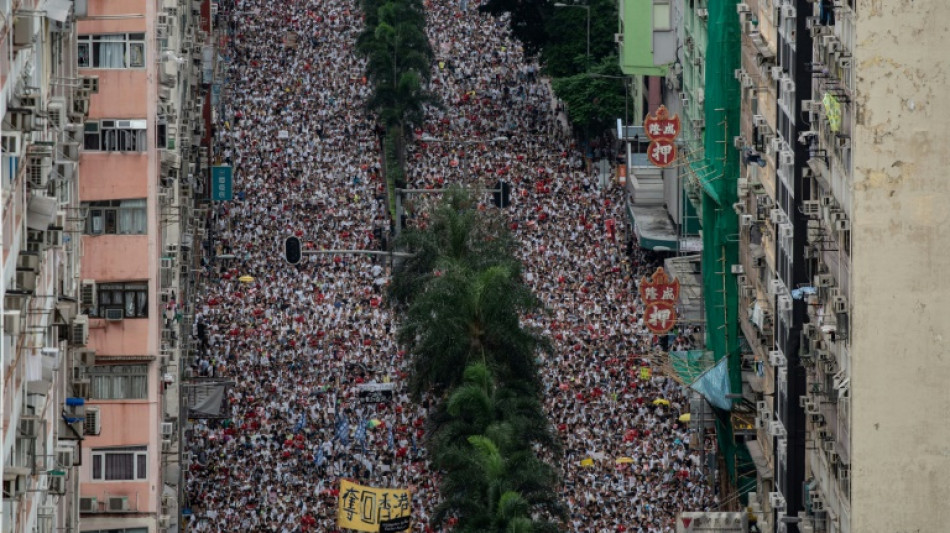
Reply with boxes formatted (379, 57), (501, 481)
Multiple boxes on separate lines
(27, 192), (57, 230)
(626, 203), (680, 251)
(94, 354), (156, 362)
(43, 0), (71, 22)
(745, 439), (773, 480)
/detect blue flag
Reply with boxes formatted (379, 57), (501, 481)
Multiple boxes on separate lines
(294, 412), (306, 433)
(315, 447), (326, 467)
(387, 426), (395, 451)
(335, 413), (349, 445)
(355, 418), (367, 453)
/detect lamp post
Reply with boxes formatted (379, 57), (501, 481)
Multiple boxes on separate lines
(554, 2), (591, 72)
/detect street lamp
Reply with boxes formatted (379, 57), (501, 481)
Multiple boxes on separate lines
(554, 2), (591, 72)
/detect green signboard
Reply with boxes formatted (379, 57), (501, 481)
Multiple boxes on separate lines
(211, 166), (233, 201)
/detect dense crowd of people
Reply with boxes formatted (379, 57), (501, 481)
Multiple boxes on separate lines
(185, 0), (717, 530)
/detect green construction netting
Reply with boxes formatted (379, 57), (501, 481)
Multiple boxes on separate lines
(699, 0), (743, 485)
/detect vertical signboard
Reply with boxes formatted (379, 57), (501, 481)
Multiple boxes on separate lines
(211, 165), (232, 201)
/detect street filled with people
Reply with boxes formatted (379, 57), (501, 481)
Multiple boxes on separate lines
(185, 0), (717, 530)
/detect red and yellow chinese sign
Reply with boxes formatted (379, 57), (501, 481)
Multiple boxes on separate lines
(643, 105), (681, 168)
(639, 267), (680, 334)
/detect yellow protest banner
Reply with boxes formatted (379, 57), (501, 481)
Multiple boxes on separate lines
(338, 479), (411, 532)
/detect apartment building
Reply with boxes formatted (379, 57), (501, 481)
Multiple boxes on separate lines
(74, 0), (208, 529)
(1, 0), (94, 530)
(732, 0), (950, 532)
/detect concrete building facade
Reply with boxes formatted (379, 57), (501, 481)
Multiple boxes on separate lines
(74, 0), (207, 529)
(1, 0), (93, 530)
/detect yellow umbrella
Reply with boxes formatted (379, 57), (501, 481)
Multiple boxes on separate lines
(238, 275), (255, 283)
(579, 458), (594, 467)
(652, 398), (671, 406)
(615, 457), (634, 464)
(678, 413), (691, 423)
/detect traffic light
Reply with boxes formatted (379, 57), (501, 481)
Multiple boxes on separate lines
(284, 236), (302, 265)
(493, 180), (511, 208)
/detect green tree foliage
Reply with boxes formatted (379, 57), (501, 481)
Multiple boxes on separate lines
(540, 0), (618, 78)
(388, 186), (520, 307)
(479, 0), (554, 58)
(551, 56), (627, 134)
(388, 191), (563, 531)
(358, 0), (436, 180)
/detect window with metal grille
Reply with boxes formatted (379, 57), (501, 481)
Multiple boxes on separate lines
(78, 33), (146, 68)
(94, 282), (148, 319)
(90, 446), (147, 480)
(83, 120), (148, 152)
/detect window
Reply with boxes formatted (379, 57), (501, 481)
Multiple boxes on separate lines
(84, 120), (148, 152)
(89, 364), (148, 399)
(91, 446), (147, 480)
(95, 282), (148, 319)
(84, 199), (147, 235)
(78, 34), (146, 68)
(653, 1), (672, 31)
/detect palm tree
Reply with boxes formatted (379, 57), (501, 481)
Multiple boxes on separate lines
(389, 186), (521, 307)
(397, 261), (546, 399)
(432, 432), (562, 532)
(427, 363), (559, 461)
(358, 0), (435, 172)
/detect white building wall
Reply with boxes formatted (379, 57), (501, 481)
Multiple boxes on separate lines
(850, 1), (950, 530)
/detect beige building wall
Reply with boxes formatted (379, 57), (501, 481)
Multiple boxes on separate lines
(851, 1), (950, 530)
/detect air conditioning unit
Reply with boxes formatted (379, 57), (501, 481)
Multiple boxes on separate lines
(770, 209), (788, 225)
(78, 349), (97, 367)
(731, 264), (745, 274)
(782, 5), (796, 18)
(834, 218), (851, 232)
(833, 295), (848, 313)
(741, 214), (754, 226)
(73, 379), (91, 399)
(769, 491), (787, 510)
(162, 422), (175, 437)
(48, 475), (67, 495)
(777, 295), (793, 312)
(614, 32), (623, 44)
(56, 445), (76, 468)
(770, 136), (784, 154)
(159, 515), (171, 528)
(778, 223), (793, 241)
(16, 270), (37, 292)
(81, 75), (100, 93)
(19, 416), (40, 438)
(85, 406), (101, 436)
(780, 150), (794, 167)
(79, 497), (99, 513)
(753, 114), (768, 128)
(47, 99), (67, 130)
(71, 314), (89, 346)
(771, 66), (784, 80)
(801, 200), (820, 215)
(696, 8), (708, 19)
(108, 496), (129, 512)
(104, 308), (124, 321)
(162, 439), (173, 452)
(733, 202), (747, 215)
(814, 273), (834, 287)
(769, 349), (787, 367)
(81, 280), (97, 309)
(737, 3), (751, 15)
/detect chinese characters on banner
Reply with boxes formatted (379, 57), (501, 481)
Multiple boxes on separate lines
(643, 105), (681, 168)
(338, 480), (411, 532)
(639, 267), (680, 335)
